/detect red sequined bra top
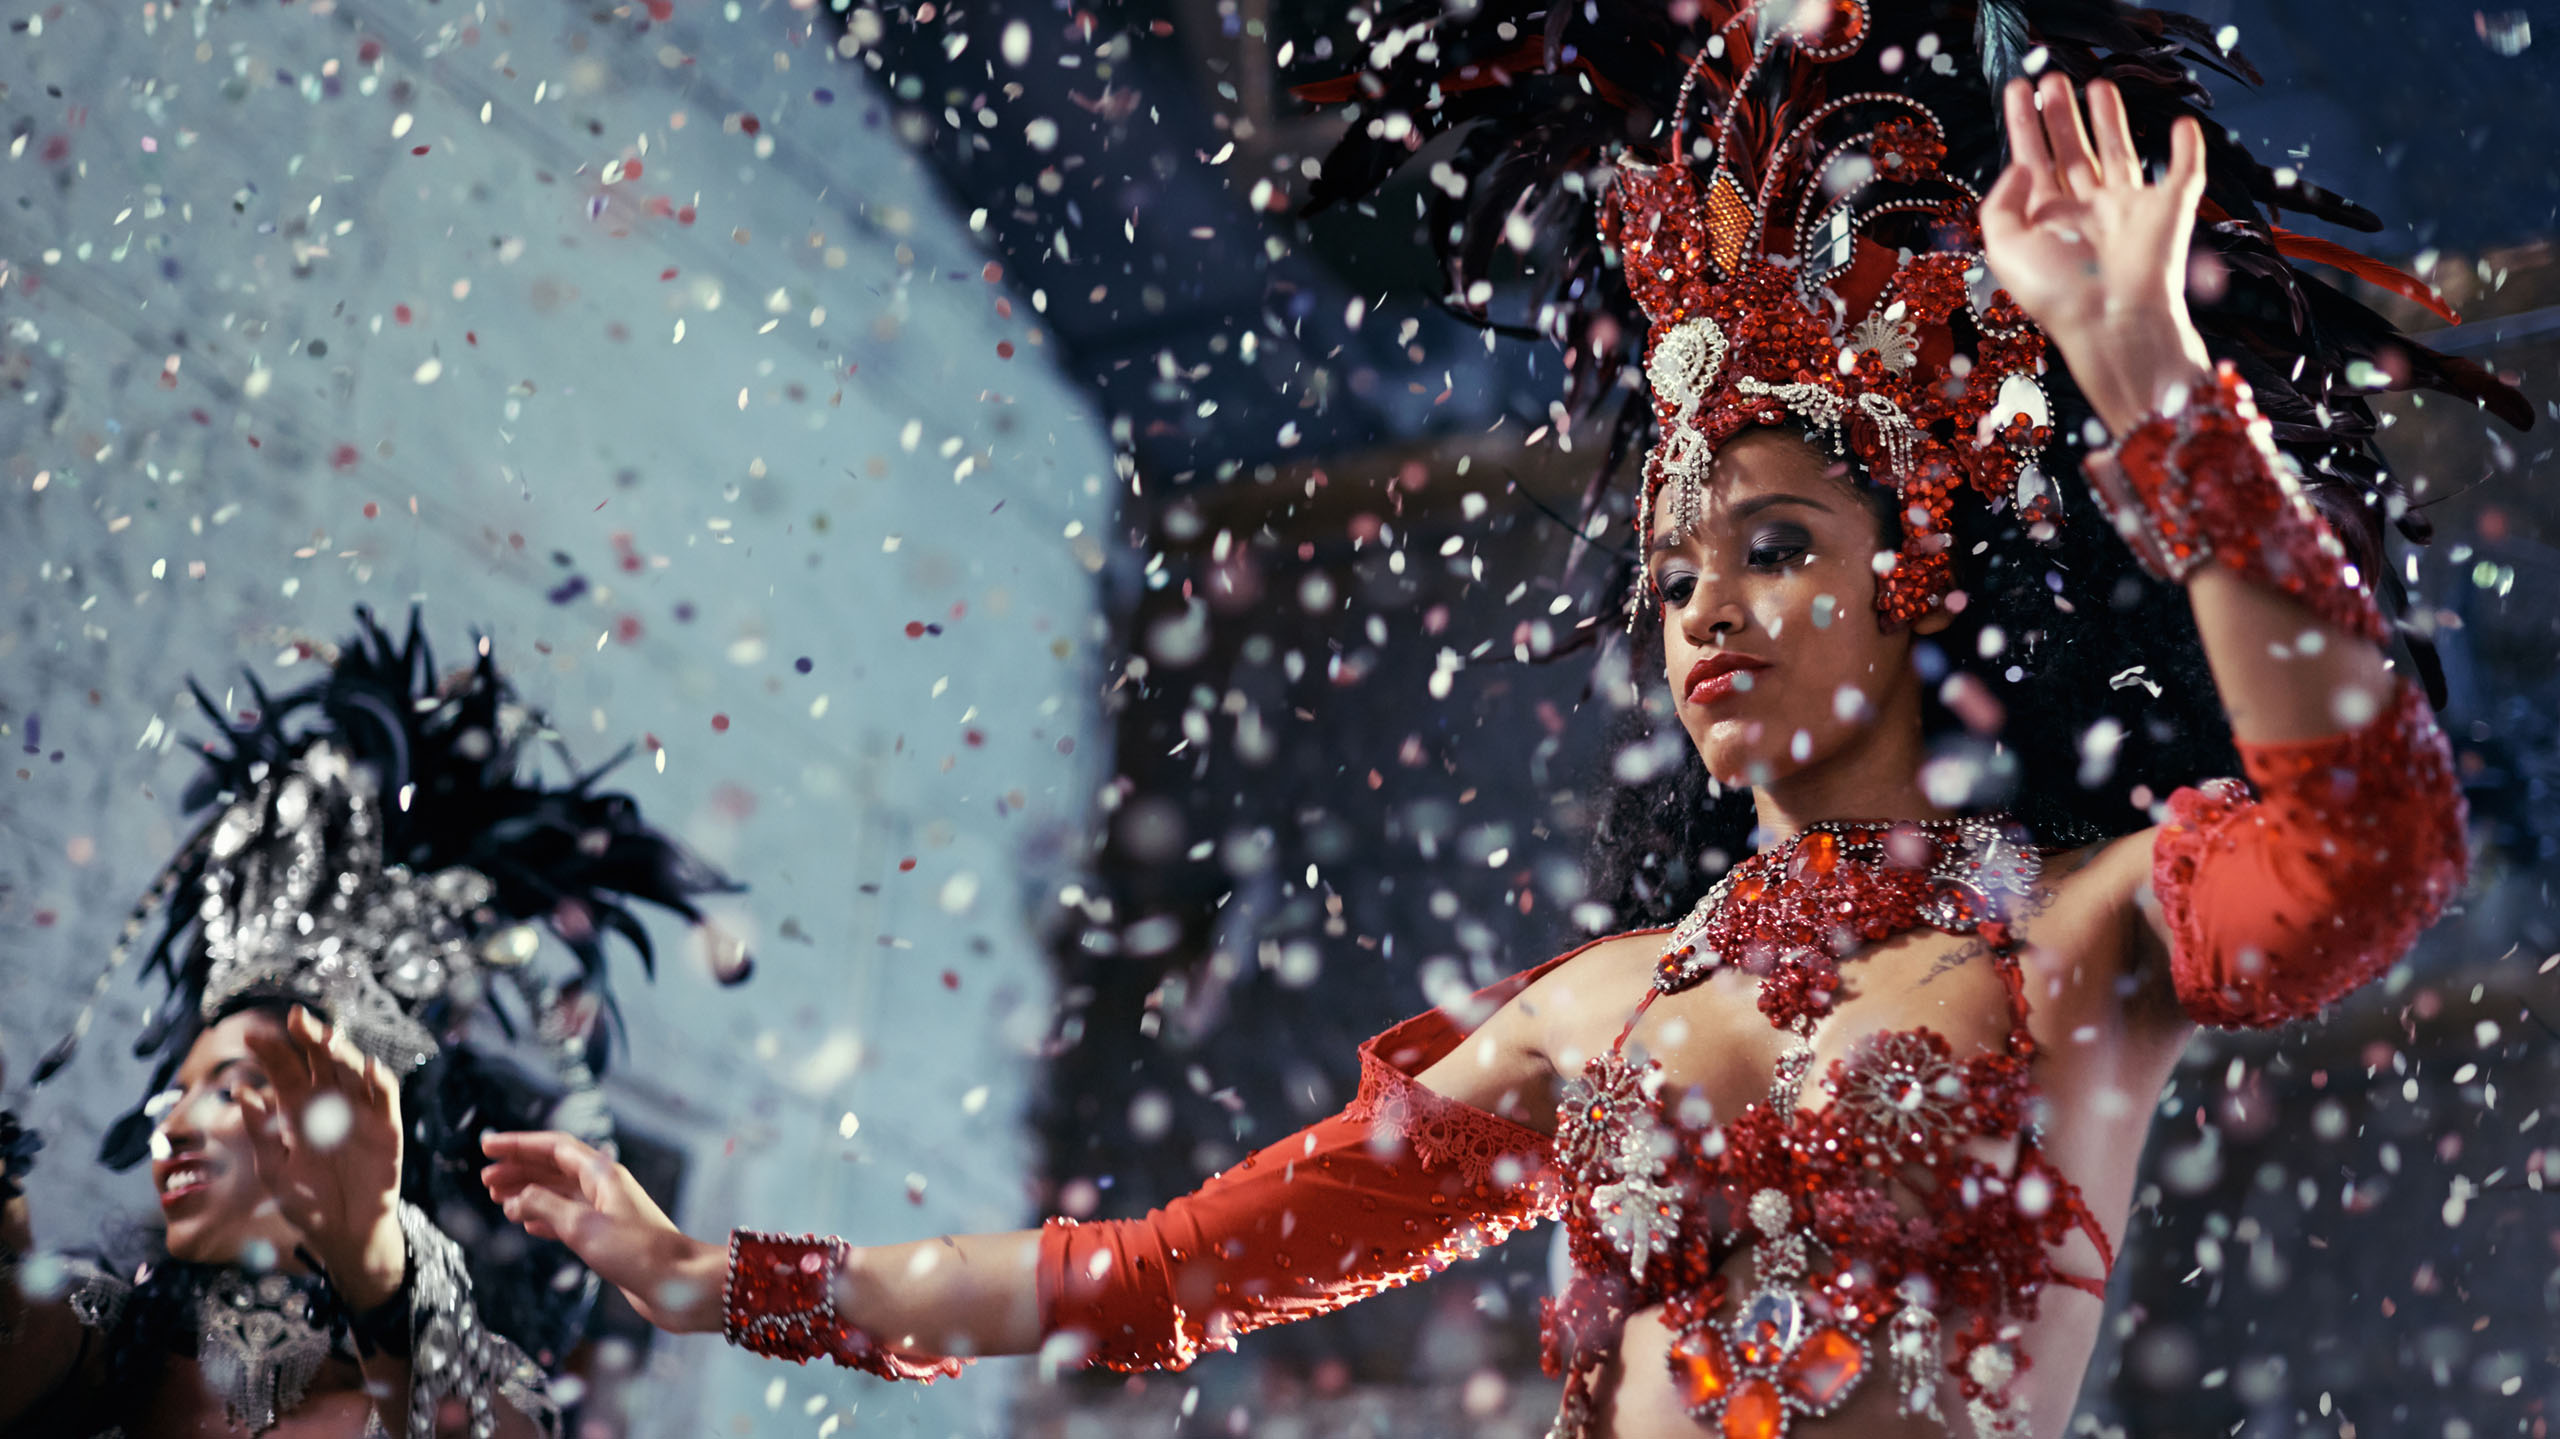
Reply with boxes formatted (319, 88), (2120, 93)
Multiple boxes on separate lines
(1541, 818), (2111, 1439)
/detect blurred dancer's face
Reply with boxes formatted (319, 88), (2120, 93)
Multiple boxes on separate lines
(1645, 428), (1947, 790)
(149, 1008), (308, 1266)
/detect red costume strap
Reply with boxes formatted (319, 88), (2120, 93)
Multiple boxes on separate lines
(1036, 937), (1638, 1372)
(2083, 360), (2387, 645)
(2152, 678), (2468, 1029)
(722, 1229), (971, 1381)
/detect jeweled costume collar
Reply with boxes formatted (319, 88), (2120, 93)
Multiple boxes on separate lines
(1544, 812), (2106, 1439)
(1657, 815), (2043, 1028)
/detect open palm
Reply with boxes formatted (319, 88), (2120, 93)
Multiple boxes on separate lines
(1979, 73), (2214, 431)
(238, 1007), (407, 1308)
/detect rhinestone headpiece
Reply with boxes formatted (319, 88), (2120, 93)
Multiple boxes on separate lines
(195, 740), (512, 1072)
(1614, 0), (2058, 626)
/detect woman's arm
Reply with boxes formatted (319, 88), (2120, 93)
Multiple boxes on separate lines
(481, 935), (1605, 1373)
(1984, 75), (2467, 1028)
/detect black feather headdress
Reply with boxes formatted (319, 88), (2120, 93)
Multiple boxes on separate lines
(35, 606), (749, 1167)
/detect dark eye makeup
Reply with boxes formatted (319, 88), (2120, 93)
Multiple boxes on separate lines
(1649, 524), (1815, 607)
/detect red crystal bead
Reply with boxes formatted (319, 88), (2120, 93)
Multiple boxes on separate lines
(1720, 1377), (1786, 1439)
(1671, 1325), (1737, 1409)
(1782, 1326), (1864, 1406)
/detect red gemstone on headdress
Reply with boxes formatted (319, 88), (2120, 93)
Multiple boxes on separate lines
(1704, 172), (1754, 275)
(1671, 1325), (1737, 1408)
(1782, 1326), (1864, 1406)
(1721, 1377), (1786, 1439)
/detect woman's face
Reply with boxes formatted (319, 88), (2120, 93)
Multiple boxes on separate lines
(148, 1008), (306, 1266)
(1646, 429), (1947, 789)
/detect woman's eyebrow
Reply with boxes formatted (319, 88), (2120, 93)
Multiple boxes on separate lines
(1647, 490), (1835, 553)
(192, 1057), (253, 1086)
(1731, 491), (1832, 519)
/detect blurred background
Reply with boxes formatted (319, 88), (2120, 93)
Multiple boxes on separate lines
(2, 1), (2557, 1437)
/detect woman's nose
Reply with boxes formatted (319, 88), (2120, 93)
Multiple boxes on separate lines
(155, 1094), (206, 1148)
(1678, 578), (1745, 642)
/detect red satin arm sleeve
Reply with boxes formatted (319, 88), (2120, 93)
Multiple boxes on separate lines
(2152, 677), (2468, 1029)
(1037, 942), (1601, 1372)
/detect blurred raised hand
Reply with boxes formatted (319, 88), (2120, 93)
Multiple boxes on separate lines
(237, 1006), (407, 1311)
(480, 1130), (727, 1333)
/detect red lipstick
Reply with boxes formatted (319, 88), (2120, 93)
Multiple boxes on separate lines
(1684, 651), (1771, 707)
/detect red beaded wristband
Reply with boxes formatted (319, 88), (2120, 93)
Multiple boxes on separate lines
(722, 1229), (971, 1382)
(2083, 361), (2387, 644)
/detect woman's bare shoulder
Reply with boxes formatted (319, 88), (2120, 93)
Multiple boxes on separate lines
(1519, 929), (1663, 1008)
(1501, 930), (1663, 1061)
(1414, 930), (1664, 1131)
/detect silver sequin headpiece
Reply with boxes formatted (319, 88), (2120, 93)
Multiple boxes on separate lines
(195, 740), (520, 1073)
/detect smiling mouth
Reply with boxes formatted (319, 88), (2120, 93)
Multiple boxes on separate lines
(158, 1163), (215, 1205)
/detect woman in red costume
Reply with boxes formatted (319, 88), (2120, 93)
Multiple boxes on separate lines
(477, 3), (2528, 1435)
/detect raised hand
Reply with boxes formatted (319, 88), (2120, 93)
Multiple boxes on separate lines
(237, 1006), (407, 1311)
(480, 1130), (727, 1334)
(1980, 73), (2216, 432)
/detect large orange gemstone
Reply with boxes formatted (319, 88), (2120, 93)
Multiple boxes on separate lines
(1720, 1377), (1786, 1439)
(1670, 1327), (1735, 1409)
(1703, 172), (1754, 275)
(1782, 1326), (1865, 1407)
(1801, 830), (1839, 878)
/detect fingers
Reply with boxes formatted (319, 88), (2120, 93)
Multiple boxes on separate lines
(2036, 73), (2102, 194)
(242, 1023), (316, 1110)
(479, 1161), (581, 1206)
(479, 1130), (625, 1209)
(297, 1006), (374, 1100)
(234, 1086), (293, 1188)
(2084, 78), (2141, 181)
(2167, 114), (2207, 204)
(481, 1129), (607, 1172)
(2001, 78), (2050, 176)
(1978, 162), (2032, 231)
(498, 1177), (592, 1246)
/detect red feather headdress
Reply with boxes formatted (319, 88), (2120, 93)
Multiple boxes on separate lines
(1613, 1), (2057, 624)
(1295, 0), (2531, 638)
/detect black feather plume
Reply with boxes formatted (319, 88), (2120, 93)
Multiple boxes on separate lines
(125, 605), (747, 1081)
